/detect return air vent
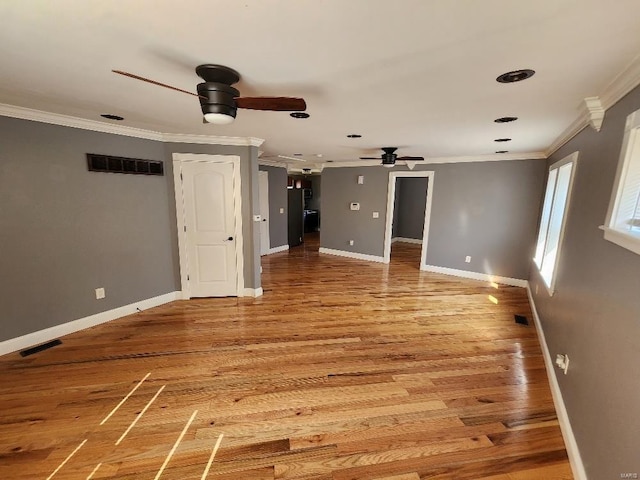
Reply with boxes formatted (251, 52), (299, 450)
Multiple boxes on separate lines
(87, 154), (164, 176)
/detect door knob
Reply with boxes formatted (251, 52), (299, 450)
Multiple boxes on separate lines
(262, 218), (267, 222)
(226, 236), (234, 241)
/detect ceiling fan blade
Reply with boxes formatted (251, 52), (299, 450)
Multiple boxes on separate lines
(359, 156), (380, 160)
(398, 156), (425, 161)
(235, 97), (306, 111)
(112, 70), (207, 100)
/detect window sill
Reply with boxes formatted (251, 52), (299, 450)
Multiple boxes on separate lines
(600, 225), (640, 256)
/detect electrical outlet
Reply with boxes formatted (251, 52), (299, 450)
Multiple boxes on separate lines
(555, 354), (570, 374)
(95, 287), (105, 300)
(372, 211), (379, 218)
(279, 207), (284, 214)
(357, 175), (364, 184)
(349, 240), (354, 246)
(465, 256), (471, 263)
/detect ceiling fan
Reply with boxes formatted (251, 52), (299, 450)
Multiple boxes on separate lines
(112, 64), (307, 125)
(360, 147), (425, 167)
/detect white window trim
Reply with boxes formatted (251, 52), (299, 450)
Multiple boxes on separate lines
(602, 108), (640, 255)
(534, 152), (579, 296)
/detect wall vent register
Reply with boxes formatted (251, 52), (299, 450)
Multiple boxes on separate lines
(87, 153), (164, 176)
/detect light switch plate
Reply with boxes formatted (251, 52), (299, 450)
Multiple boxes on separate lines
(279, 208), (284, 214)
(372, 212), (379, 218)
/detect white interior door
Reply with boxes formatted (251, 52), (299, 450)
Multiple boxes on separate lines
(259, 171), (270, 255)
(181, 161), (238, 297)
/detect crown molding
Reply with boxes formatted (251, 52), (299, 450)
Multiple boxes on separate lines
(321, 152), (546, 168)
(0, 103), (265, 147)
(583, 96), (605, 132)
(258, 158), (288, 168)
(0, 103), (164, 141)
(600, 53), (640, 111)
(162, 133), (264, 147)
(546, 55), (640, 157)
(545, 109), (590, 158)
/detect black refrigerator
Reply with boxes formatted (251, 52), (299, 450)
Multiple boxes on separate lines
(287, 189), (304, 247)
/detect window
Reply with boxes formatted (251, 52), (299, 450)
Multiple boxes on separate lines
(534, 152), (578, 294)
(602, 108), (640, 255)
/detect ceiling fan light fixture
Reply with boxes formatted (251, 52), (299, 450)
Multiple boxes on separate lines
(382, 163), (395, 168)
(203, 112), (235, 125)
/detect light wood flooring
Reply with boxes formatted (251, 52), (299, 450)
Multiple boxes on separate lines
(0, 235), (573, 479)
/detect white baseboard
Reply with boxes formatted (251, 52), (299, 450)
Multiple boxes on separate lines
(242, 287), (264, 297)
(421, 264), (528, 288)
(267, 244), (289, 255)
(526, 284), (587, 480)
(319, 247), (385, 263)
(392, 237), (423, 245)
(0, 291), (181, 356)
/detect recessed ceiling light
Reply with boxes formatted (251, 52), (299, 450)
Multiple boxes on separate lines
(494, 138), (512, 142)
(290, 112), (310, 119)
(495, 116), (518, 123)
(495, 150), (509, 154)
(316, 154), (323, 158)
(101, 114), (124, 121)
(496, 69), (535, 83)
(347, 134), (362, 138)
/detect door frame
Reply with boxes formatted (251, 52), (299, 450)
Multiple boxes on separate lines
(258, 170), (270, 255)
(173, 153), (245, 299)
(383, 170), (435, 268)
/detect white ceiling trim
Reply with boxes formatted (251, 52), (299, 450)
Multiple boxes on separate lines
(0, 103), (264, 147)
(321, 151), (547, 169)
(258, 158), (287, 168)
(162, 133), (264, 146)
(546, 54), (640, 157)
(545, 108), (590, 157)
(600, 53), (640, 111)
(0, 103), (164, 141)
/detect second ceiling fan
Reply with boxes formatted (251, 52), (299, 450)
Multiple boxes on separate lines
(360, 147), (425, 167)
(112, 64), (307, 125)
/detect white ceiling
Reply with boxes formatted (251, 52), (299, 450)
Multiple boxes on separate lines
(2, 0), (640, 167)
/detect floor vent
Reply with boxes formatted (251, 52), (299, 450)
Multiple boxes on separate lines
(514, 314), (529, 326)
(20, 339), (62, 357)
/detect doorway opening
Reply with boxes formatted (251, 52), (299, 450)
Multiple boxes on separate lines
(383, 171), (435, 268)
(287, 173), (321, 251)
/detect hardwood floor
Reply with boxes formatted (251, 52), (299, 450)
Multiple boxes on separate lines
(0, 235), (572, 479)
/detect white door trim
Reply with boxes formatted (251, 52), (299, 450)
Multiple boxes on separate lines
(383, 171), (435, 267)
(259, 170), (270, 256)
(173, 153), (245, 298)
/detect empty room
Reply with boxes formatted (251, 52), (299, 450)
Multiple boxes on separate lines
(1, 2), (639, 479)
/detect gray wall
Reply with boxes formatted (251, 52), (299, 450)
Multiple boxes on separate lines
(394, 177), (427, 240)
(321, 159), (546, 280)
(258, 165), (288, 248)
(321, 167), (390, 255)
(163, 143), (261, 290)
(0, 116), (263, 343)
(529, 85), (640, 479)
(0, 117), (175, 341)
(307, 174), (321, 212)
